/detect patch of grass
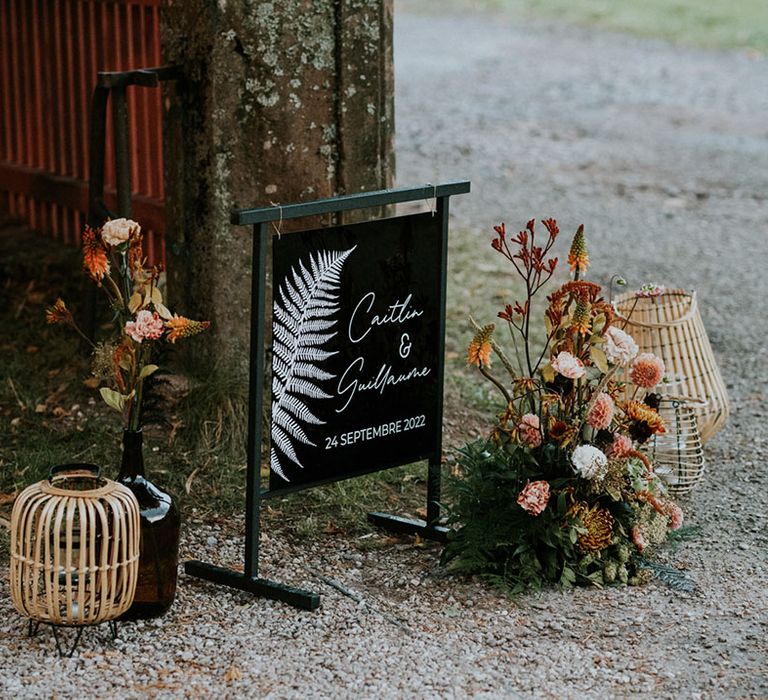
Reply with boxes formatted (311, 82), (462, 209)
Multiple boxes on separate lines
(399, 0), (768, 51)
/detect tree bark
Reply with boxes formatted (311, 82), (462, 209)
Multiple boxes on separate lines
(161, 0), (394, 371)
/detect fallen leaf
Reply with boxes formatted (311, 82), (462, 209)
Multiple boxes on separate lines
(83, 377), (100, 389)
(26, 345), (39, 354)
(35, 403), (46, 414)
(324, 521), (346, 535)
(224, 665), (242, 682)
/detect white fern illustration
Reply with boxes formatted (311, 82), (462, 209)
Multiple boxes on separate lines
(271, 246), (356, 481)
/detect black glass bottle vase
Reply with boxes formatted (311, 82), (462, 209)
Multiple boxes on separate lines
(117, 429), (180, 619)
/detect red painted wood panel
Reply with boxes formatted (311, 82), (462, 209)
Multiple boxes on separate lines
(0, 0), (166, 265)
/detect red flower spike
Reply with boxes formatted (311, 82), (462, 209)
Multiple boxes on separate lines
(542, 218), (559, 239)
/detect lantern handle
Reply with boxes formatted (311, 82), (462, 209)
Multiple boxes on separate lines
(48, 463), (102, 482)
(612, 289), (698, 328)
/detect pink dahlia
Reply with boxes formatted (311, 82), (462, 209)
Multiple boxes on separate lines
(587, 392), (615, 430)
(665, 502), (684, 531)
(517, 480), (550, 516)
(518, 413), (542, 448)
(551, 351), (586, 380)
(630, 353), (665, 389)
(606, 434), (633, 459)
(125, 310), (165, 343)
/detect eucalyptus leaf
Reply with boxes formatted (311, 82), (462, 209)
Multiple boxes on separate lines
(128, 292), (143, 314)
(100, 387), (125, 412)
(138, 364), (159, 381)
(591, 346), (609, 373)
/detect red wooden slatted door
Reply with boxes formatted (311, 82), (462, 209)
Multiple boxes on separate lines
(0, 0), (166, 265)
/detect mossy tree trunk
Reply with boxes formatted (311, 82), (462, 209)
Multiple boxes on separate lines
(161, 0), (395, 372)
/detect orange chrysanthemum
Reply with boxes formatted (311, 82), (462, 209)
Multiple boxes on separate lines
(624, 400), (666, 439)
(467, 323), (494, 368)
(568, 501), (614, 552)
(82, 226), (110, 281)
(567, 224), (589, 275)
(165, 316), (211, 343)
(45, 298), (73, 325)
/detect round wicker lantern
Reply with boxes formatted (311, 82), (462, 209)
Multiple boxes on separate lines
(10, 464), (140, 627)
(644, 396), (706, 495)
(613, 288), (729, 443)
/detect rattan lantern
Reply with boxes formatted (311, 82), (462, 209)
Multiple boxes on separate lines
(10, 464), (140, 630)
(613, 288), (729, 443)
(644, 396), (706, 495)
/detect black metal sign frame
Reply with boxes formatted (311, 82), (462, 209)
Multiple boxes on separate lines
(185, 181), (470, 610)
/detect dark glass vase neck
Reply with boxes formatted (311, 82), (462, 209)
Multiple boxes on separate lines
(119, 429), (145, 479)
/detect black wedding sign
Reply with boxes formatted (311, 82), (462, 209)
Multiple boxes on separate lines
(185, 182), (470, 610)
(270, 214), (441, 491)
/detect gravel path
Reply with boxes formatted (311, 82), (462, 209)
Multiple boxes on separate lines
(2, 7), (768, 698)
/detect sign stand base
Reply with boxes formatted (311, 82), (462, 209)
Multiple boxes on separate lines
(366, 512), (449, 543)
(184, 560), (320, 611)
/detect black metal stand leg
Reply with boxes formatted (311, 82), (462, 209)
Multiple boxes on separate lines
(108, 620), (119, 640)
(367, 458), (450, 543)
(28, 620), (40, 637)
(184, 561), (321, 611)
(51, 625), (85, 658)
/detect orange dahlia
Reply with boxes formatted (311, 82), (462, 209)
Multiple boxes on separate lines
(467, 323), (494, 368)
(82, 226), (110, 281)
(629, 353), (665, 388)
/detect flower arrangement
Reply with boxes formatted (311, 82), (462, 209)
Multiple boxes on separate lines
(443, 219), (685, 591)
(46, 218), (209, 431)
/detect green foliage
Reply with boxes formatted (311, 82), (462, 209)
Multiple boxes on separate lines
(442, 440), (582, 592)
(635, 557), (696, 593)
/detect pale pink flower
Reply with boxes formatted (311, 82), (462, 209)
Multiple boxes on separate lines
(551, 351), (586, 380)
(125, 310), (165, 343)
(517, 480), (550, 516)
(630, 353), (665, 389)
(587, 392), (615, 430)
(518, 413), (542, 448)
(101, 217), (140, 247)
(664, 502), (684, 531)
(604, 326), (638, 366)
(631, 526), (647, 552)
(635, 283), (665, 298)
(606, 434), (632, 459)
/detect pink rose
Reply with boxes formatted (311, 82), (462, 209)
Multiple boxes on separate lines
(518, 413), (542, 448)
(125, 310), (165, 343)
(551, 351), (586, 380)
(101, 217), (140, 247)
(517, 480), (550, 516)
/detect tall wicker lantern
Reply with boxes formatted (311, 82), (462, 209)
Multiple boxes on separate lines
(614, 288), (729, 443)
(10, 465), (140, 630)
